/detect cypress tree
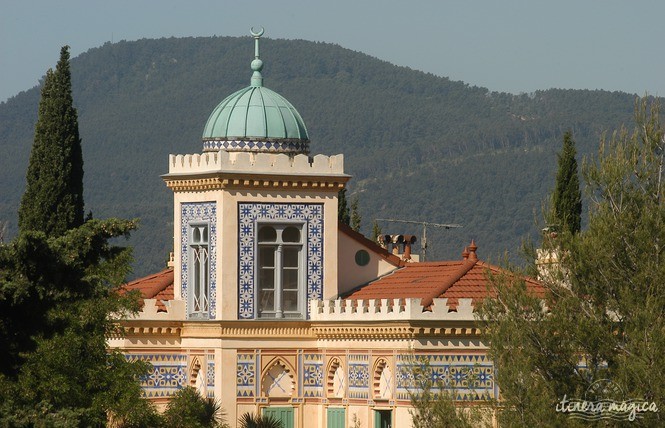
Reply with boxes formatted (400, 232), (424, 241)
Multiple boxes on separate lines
(552, 130), (581, 235)
(350, 196), (362, 232)
(18, 46), (84, 237)
(370, 220), (382, 242)
(338, 188), (350, 225)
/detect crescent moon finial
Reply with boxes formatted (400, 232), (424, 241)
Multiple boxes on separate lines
(250, 27), (264, 38)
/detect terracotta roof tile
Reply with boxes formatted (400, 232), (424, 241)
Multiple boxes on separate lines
(121, 268), (174, 312)
(343, 243), (543, 309)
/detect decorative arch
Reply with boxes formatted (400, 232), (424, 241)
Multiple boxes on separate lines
(261, 358), (295, 398)
(326, 357), (345, 398)
(373, 358), (393, 400)
(189, 356), (206, 395)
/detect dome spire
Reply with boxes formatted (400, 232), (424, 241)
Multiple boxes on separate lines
(250, 27), (264, 87)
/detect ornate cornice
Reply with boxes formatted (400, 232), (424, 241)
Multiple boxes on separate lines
(163, 173), (349, 192)
(114, 320), (483, 340)
(118, 321), (183, 337)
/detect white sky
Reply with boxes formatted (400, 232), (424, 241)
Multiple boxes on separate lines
(1, 0), (663, 102)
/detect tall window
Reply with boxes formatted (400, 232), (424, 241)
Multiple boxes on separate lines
(257, 224), (304, 318)
(189, 223), (209, 318)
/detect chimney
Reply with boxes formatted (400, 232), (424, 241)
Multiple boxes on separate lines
(402, 235), (417, 261)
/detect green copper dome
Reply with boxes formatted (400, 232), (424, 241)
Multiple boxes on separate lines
(202, 28), (310, 154)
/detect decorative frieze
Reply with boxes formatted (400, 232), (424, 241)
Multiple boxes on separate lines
(125, 353), (187, 399)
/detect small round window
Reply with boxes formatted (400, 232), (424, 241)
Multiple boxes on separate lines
(355, 250), (370, 266)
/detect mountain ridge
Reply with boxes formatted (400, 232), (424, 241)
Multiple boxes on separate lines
(0, 36), (645, 277)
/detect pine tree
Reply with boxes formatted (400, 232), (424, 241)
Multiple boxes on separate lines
(350, 196), (362, 232)
(480, 99), (665, 425)
(18, 46), (84, 237)
(551, 131), (581, 235)
(338, 188), (350, 225)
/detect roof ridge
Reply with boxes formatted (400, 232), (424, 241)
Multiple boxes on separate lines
(420, 258), (477, 308)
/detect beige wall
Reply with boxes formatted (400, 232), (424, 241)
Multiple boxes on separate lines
(337, 232), (399, 296)
(172, 187), (339, 320)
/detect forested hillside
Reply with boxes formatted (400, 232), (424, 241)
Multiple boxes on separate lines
(0, 36), (644, 277)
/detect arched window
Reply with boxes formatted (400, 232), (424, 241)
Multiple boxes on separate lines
(189, 223), (210, 318)
(189, 357), (205, 395)
(257, 224), (304, 318)
(373, 358), (393, 400)
(262, 360), (295, 398)
(326, 358), (345, 398)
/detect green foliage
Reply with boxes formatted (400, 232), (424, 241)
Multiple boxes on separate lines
(338, 188), (350, 225)
(351, 196), (362, 232)
(479, 98), (665, 426)
(406, 357), (491, 428)
(18, 45), (84, 237)
(551, 130), (582, 235)
(0, 218), (156, 426)
(163, 387), (228, 428)
(370, 220), (382, 242)
(238, 412), (283, 428)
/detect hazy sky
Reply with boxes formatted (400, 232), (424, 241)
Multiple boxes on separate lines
(1, 0), (663, 103)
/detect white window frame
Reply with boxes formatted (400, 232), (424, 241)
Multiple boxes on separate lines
(255, 222), (306, 319)
(188, 222), (210, 319)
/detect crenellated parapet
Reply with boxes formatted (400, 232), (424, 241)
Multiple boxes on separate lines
(168, 151), (345, 175)
(130, 299), (186, 321)
(309, 298), (476, 322)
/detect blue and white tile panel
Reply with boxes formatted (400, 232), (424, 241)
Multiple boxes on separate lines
(238, 203), (324, 319)
(181, 202), (217, 319)
(302, 353), (323, 398)
(395, 354), (494, 401)
(207, 355), (215, 398)
(203, 139), (309, 154)
(126, 353), (187, 399)
(237, 353), (257, 398)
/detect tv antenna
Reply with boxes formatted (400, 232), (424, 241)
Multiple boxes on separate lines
(375, 218), (462, 261)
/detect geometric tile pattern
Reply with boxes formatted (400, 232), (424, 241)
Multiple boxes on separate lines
(207, 356), (215, 398)
(395, 354), (494, 401)
(125, 353), (187, 399)
(237, 353), (256, 397)
(181, 202), (217, 319)
(348, 354), (369, 399)
(203, 139), (310, 154)
(302, 353), (323, 398)
(238, 203), (324, 319)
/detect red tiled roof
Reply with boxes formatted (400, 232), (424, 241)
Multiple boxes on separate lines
(121, 268), (174, 312)
(343, 242), (543, 309)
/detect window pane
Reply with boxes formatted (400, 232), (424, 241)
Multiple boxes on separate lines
(259, 268), (275, 290)
(193, 227), (201, 243)
(259, 246), (275, 267)
(258, 226), (277, 242)
(282, 226), (300, 243)
(193, 251), (201, 311)
(283, 269), (298, 290)
(283, 290), (298, 312)
(202, 226), (208, 243)
(259, 290), (274, 312)
(283, 247), (299, 268)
